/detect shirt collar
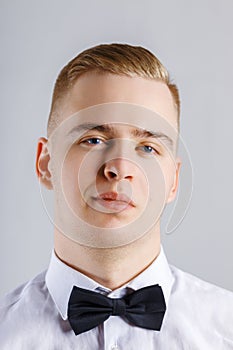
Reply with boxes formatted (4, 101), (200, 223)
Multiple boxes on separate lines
(45, 245), (174, 320)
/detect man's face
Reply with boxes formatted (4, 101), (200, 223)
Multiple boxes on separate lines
(45, 72), (180, 248)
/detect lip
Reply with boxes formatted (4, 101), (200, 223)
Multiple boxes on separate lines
(94, 191), (135, 210)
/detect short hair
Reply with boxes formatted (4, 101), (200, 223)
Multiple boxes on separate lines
(47, 43), (180, 137)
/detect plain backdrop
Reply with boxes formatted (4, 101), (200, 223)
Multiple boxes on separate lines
(1, 0), (233, 297)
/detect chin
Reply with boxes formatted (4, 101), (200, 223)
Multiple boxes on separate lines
(85, 213), (135, 229)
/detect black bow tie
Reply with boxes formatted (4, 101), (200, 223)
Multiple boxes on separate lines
(67, 284), (166, 335)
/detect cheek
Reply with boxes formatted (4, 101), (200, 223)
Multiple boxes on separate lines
(161, 161), (176, 195)
(62, 150), (99, 195)
(145, 157), (175, 200)
(60, 151), (82, 199)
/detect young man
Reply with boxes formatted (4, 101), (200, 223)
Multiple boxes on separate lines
(1, 43), (233, 349)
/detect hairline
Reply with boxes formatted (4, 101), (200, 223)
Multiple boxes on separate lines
(47, 71), (180, 138)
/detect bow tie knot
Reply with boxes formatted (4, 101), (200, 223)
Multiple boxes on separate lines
(112, 298), (126, 316)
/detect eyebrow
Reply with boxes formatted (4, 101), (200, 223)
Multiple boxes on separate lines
(68, 123), (174, 149)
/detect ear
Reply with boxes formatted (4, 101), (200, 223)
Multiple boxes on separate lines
(166, 157), (182, 204)
(35, 137), (53, 190)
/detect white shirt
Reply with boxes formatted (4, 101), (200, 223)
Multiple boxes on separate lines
(0, 245), (233, 350)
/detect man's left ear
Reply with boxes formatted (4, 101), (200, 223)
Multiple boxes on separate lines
(166, 157), (182, 204)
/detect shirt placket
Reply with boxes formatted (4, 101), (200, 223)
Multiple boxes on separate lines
(102, 288), (127, 350)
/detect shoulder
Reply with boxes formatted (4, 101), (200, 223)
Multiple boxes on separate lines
(170, 263), (233, 301)
(168, 264), (233, 341)
(0, 271), (70, 348)
(0, 270), (48, 315)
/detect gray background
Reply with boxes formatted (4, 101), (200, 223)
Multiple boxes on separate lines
(1, 0), (232, 297)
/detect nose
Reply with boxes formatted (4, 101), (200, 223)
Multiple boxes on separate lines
(103, 158), (134, 181)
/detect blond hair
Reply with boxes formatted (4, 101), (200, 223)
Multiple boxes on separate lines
(47, 43), (180, 136)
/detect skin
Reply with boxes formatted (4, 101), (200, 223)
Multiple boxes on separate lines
(36, 71), (181, 290)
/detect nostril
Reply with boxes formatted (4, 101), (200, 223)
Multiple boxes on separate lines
(103, 162), (133, 181)
(108, 171), (117, 179)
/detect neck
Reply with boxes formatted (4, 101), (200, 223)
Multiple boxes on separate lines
(54, 226), (161, 290)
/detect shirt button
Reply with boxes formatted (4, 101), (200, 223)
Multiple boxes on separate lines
(111, 345), (119, 350)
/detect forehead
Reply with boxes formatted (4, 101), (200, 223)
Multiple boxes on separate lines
(59, 72), (178, 130)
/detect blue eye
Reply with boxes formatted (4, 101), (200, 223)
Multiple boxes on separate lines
(141, 145), (156, 153)
(85, 138), (103, 145)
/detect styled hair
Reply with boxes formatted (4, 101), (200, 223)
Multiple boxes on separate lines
(47, 43), (180, 136)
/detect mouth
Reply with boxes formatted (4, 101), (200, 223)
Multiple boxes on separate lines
(93, 191), (135, 211)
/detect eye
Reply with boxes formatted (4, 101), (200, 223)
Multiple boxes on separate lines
(139, 145), (160, 155)
(81, 137), (104, 145)
(80, 137), (104, 146)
